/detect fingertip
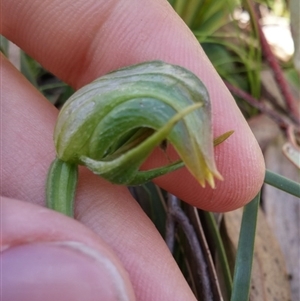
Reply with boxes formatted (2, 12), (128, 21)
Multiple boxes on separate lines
(2, 242), (135, 301)
(3, 0), (266, 211)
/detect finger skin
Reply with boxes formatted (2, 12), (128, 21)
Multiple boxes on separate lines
(1, 58), (198, 301)
(3, 243), (130, 301)
(2, 0), (264, 299)
(2, 0), (265, 211)
(1, 197), (136, 301)
(2, 195), (197, 301)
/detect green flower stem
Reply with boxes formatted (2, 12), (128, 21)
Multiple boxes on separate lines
(46, 158), (78, 217)
(264, 169), (300, 198)
(230, 192), (260, 301)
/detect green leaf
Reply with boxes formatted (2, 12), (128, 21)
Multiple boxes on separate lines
(0, 35), (9, 55)
(131, 183), (167, 237)
(264, 169), (300, 198)
(230, 192), (260, 301)
(20, 52), (39, 87)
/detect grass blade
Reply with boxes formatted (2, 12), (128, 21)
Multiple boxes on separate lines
(230, 192), (260, 301)
(264, 169), (300, 198)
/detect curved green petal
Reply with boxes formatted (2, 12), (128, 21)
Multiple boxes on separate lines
(54, 61), (222, 187)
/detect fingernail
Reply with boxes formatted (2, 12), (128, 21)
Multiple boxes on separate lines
(1, 241), (132, 301)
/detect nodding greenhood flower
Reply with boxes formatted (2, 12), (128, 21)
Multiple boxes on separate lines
(47, 61), (231, 216)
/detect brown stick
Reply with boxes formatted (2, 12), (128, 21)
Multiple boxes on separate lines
(252, 1), (300, 124)
(225, 81), (294, 130)
(166, 193), (214, 301)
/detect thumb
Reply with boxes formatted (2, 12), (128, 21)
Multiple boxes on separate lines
(1, 197), (135, 301)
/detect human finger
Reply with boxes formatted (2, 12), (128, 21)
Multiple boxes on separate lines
(2, 0), (265, 210)
(1, 56), (197, 301)
(1, 197), (136, 301)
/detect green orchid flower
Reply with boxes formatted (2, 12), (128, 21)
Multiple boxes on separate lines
(47, 61), (231, 216)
